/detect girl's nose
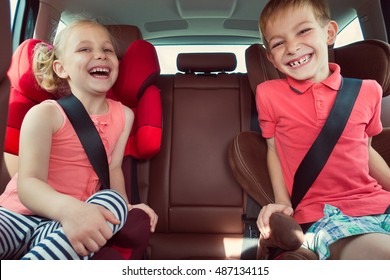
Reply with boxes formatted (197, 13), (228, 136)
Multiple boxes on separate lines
(95, 50), (107, 60)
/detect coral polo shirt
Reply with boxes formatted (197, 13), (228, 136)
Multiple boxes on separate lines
(256, 63), (390, 224)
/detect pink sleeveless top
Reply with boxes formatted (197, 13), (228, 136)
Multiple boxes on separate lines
(0, 98), (125, 215)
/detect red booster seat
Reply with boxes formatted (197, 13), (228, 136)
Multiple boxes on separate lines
(5, 35), (162, 259)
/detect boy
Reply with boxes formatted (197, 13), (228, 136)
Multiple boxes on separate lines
(255, 0), (390, 259)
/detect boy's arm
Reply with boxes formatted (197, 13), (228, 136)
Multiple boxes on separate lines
(257, 137), (293, 239)
(266, 137), (291, 206)
(368, 137), (390, 191)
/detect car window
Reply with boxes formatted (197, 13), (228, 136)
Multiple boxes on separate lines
(155, 45), (249, 74)
(334, 17), (364, 47)
(10, 0), (18, 28)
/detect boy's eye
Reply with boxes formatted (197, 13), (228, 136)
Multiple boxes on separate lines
(80, 48), (90, 52)
(299, 28), (311, 35)
(270, 41), (283, 49)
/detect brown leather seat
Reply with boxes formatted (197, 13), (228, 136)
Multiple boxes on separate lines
(141, 52), (254, 259)
(229, 39), (390, 260)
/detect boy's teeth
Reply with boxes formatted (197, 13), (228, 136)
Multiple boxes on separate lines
(289, 55), (311, 68)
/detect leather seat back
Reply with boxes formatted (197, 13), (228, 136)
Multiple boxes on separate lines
(143, 52), (253, 259)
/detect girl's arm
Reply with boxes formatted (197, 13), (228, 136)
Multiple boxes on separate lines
(109, 105), (134, 203)
(257, 137), (293, 239)
(17, 102), (73, 218)
(368, 137), (390, 191)
(17, 103), (119, 256)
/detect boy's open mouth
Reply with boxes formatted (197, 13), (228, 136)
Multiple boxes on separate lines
(288, 54), (312, 68)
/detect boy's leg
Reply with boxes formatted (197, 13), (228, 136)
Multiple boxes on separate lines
(22, 190), (128, 260)
(0, 208), (41, 259)
(329, 233), (390, 259)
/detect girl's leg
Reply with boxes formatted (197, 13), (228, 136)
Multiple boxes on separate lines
(329, 233), (390, 259)
(0, 208), (41, 259)
(22, 190), (128, 260)
(110, 208), (151, 260)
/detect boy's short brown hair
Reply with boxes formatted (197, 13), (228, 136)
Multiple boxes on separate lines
(259, 0), (331, 43)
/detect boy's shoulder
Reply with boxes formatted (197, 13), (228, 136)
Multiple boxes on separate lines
(257, 78), (289, 92)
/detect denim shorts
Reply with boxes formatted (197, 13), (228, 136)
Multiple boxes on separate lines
(302, 204), (390, 260)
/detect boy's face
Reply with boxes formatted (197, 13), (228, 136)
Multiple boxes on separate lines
(263, 5), (338, 83)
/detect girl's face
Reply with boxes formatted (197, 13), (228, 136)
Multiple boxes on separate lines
(263, 5), (338, 83)
(53, 23), (119, 97)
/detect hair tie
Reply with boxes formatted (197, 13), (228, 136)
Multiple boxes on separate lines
(47, 43), (54, 51)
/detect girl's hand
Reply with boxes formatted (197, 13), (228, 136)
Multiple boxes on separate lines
(60, 202), (120, 256)
(257, 203), (293, 239)
(129, 203), (158, 232)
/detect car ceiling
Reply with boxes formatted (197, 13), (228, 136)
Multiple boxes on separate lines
(46, 0), (371, 45)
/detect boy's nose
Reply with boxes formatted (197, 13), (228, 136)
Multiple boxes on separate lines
(286, 41), (300, 54)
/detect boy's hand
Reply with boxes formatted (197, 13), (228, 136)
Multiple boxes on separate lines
(60, 202), (120, 256)
(257, 203), (293, 239)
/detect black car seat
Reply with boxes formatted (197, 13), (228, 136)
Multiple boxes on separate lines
(229, 39), (390, 259)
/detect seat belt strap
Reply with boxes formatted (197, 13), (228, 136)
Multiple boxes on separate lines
(57, 94), (110, 189)
(291, 78), (362, 209)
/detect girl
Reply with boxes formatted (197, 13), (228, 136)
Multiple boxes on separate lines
(0, 19), (157, 260)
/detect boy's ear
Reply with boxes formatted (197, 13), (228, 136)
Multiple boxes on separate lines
(53, 60), (69, 79)
(266, 51), (277, 68)
(327, 20), (339, 45)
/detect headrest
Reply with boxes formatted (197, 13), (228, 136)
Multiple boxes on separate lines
(106, 25), (143, 59)
(245, 44), (284, 94)
(177, 53), (237, 73)
(330, 39), (390, 96)
(7, 39), (54, 103)
(111, 39), (160, 108)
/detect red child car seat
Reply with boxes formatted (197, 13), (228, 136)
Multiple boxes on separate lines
(6, 38), (162, 159)
(4, 33), (162, 259)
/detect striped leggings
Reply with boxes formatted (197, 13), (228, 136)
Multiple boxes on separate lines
(0, 189), (128, 260)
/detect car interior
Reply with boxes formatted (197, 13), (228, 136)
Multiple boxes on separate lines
(1, 0), (389, 260)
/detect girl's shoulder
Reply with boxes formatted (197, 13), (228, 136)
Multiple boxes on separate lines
(107, 98), (134, 121)
(22, 100), (64, 133)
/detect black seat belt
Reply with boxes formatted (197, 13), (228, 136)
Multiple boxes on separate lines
(291, 77), (362, 209)
(57, 94), (110, 189)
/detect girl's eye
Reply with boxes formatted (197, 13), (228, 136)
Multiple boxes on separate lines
(80, 48), (90, 52)
(104, 48), (114, 53)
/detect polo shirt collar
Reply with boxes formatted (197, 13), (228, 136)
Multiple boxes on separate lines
(287, 63), (342, 94)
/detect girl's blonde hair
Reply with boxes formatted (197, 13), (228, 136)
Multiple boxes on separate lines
(33, 18), (115, 97)
(259, 0), (331, 46)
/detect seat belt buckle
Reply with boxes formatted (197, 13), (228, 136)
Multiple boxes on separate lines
(242, 214), (260, 239)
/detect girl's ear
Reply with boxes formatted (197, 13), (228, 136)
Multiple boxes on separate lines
(327, 20), (339, 46)
(53, 60), (68, 79)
